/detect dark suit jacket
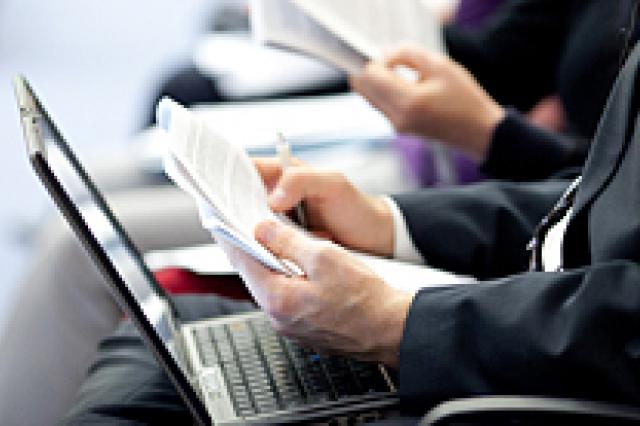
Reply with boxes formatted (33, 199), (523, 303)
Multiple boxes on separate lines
(392, 42), (640, 410)
(446, 0), (637, 180)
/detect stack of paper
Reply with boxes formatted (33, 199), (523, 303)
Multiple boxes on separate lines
(157, 97), (300, 276)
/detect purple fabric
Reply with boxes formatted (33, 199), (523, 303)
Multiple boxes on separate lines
(393, 0), (504, 187)
(451, 150), (485, 184)
(394, 136), (484, 186)
(394, 136), (438, 185)
(455, 0), (505, 29)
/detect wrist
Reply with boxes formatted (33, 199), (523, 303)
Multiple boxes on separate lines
(375, 289), (413, 368)
(368, 196), (395, 257)
(471, 102), (505, 162)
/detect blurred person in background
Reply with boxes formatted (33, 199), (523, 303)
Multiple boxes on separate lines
(354, 0), (637, 181)
(148, 0), (626, 185)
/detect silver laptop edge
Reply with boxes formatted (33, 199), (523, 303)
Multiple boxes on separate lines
(13, 75), (213, 425)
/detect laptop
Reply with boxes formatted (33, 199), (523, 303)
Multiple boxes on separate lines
(14, 76), (399, 425)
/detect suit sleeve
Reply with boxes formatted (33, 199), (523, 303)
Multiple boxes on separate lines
(392, 180), (568, 279)
(444, 0), (573, 111)
(399, 261), (640, 409)
(480, 110), (590, 180)
(444, 1), (589, 180)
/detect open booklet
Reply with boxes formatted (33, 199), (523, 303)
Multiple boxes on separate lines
(157, 98), (476, 291)
(250, 0), (445, 73)
(158, 97), (301, 276)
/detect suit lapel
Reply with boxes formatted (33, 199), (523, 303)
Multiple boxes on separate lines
(570, 43), (640, 219)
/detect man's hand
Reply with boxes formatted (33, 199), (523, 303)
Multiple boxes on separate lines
(222, 220), (413, 368)
(351, 44), (505, 162)
(254, 158), (395, 258)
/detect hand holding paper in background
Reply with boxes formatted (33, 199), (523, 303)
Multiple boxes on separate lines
(251, 0), (445, 73)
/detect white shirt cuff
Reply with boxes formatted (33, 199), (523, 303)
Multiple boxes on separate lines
(382, 196), (424, 264)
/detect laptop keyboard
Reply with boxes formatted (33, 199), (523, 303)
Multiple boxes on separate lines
(193, 316), (393, 418)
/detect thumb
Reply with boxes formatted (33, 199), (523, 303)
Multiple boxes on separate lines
(384, 45), (439, 78)
(255, 220), (316, 272)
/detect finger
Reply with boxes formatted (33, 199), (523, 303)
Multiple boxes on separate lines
(255, 220), (319, 273)
(253, 157), (305, 191)
(217, 238), (288, 306)
(269, 167), (344, 212)
(384, 45), (437, 76)
(351, 61), (402, 99)
(351, 62), (413, 123)
(253, 157), (283, 188)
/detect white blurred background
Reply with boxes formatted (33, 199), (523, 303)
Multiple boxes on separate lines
(0, 0), (222, 325)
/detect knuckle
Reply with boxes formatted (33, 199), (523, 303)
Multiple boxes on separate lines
(309, 243), (337, 273)
(404, 93), (423, 115)
(396, 96), (429, 131)
(269, 318), (289, 335)
(326, 170), (348, 190)
(284, 167), (314, 196)
(317, 244), (336, 262)
(280, 169), (301, 192)
(394, 109), (416, 133)
(287, 166), (313, 184)
(265, 292), (286, 319)
(278, 230), (297, 254)
(264, 287), (297, 321)
(327, 170), (345, 182)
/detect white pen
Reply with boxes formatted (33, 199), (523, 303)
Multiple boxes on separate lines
(276, 132), (307, 229)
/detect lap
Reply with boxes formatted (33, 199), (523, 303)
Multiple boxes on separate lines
(62, 295), (255, 425)
(62, 295), (420, 425)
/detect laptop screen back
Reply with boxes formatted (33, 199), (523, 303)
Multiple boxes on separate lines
(14, 76), (209, 424)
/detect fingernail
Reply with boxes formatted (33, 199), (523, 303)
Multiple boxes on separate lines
(256, 221), (278, 244)
(270, 187), (286, 206)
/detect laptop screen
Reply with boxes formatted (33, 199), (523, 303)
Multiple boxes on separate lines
(38, 108), (179, 347)
(13, 78), (210, 422)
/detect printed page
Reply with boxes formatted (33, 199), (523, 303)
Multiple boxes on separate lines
(159, 98), (275, 238)
(250, 0), (367, 72)
(158, 98), (301, 276)
(291, 0), (445, 60)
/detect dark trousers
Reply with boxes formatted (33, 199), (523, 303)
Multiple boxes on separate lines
(62, 295), (419, 425)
